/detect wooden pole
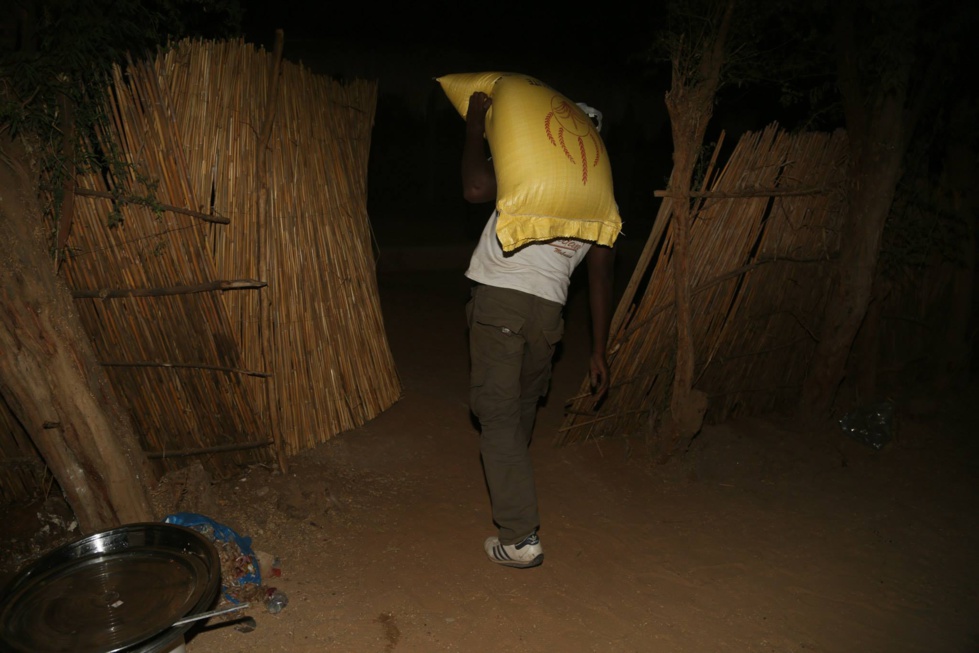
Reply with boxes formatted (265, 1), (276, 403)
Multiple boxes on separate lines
(257, 29), (289, 474)
(71, 279), (267, 299)
(73, 187), (231, 224)
(99, 360), (271, 377)
(655, 0), (735, 460)
(144, 440), (274, 459)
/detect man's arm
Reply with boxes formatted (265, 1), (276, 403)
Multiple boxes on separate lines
(586, 244), (615, 402)
(461, 91), (497, 203)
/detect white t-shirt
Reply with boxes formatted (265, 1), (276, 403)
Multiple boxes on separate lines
(465, 211), (591, 305)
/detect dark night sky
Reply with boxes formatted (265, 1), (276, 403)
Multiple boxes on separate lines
(236, 1), (680, 243)
(233, 1), (773, 249)
(238, 0), (671, 111)
(240, 1), (665, 65)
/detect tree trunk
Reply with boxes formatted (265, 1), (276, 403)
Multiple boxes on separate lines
(848, 273), (889, 404)
(800, 3), (917, 419)
(0, 136), (153, 533)
(801, 94), (908, 418)
(937, 98), (978, 390)
(653, 0), (734, 460)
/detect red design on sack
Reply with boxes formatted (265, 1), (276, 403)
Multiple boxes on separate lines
(543, 97), (603, 185)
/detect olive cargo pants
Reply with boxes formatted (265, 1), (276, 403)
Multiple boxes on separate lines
(467, 283), (564, 545)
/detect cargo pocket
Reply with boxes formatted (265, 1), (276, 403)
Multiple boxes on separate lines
(542, 318), (565, 348)
(470, 289), (527, 338)
(468, 291), (527, 422)
(524, 317), (564, 399)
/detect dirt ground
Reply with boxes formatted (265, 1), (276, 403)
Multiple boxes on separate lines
(3, 263), (979, 653)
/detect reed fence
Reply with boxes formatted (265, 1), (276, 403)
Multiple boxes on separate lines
(558, 125), (850, 444)
(0, 38), (400, 503)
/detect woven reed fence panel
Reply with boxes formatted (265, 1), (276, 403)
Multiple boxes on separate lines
(56, 51), (274, 476)
(158, 39), (400, 456)
(0, 38), (398, 504)
(558, 125), (849, 445)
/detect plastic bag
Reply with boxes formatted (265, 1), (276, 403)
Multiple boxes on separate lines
(839, 400), (894, 450)
(163, 512), (260, 602)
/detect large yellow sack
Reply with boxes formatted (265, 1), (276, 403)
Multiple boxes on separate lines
(437, 71), (622, 252)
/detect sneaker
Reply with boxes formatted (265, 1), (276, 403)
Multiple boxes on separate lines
(484, 532), (544, 568)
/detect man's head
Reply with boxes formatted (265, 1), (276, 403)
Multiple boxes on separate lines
(576, 102), (603, 133)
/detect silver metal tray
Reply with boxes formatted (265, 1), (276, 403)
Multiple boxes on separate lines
(0, 522), (221, 653)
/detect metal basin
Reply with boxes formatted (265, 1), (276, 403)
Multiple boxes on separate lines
(0, 522), (221, 653)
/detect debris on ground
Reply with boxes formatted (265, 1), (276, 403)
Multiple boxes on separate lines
(162, 512), (286, 614)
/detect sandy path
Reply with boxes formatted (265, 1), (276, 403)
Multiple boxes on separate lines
(178, 268), (979, 653)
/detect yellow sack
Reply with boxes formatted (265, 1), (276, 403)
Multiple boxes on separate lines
(437, 71), (622, 252)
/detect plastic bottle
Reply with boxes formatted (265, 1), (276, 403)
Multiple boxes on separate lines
(265, 588), (288, 614)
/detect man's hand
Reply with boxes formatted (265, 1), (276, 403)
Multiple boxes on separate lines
(461, 92), (497, 204)
(466, 91), (492, 135)
(589, 350), (610, 401)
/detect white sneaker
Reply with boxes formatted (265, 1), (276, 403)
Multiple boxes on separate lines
(484, 532), (544, 568)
